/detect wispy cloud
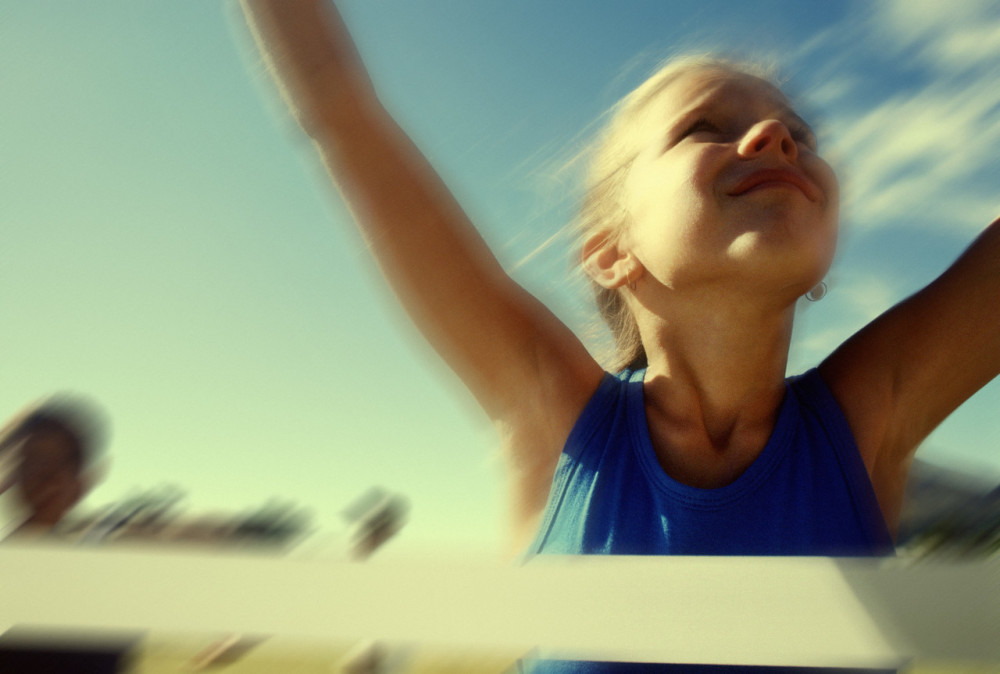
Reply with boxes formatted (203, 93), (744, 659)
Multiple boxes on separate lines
(834, 80), (1000, 231)
(786, 1), (1000, 234)
(877, 0), (1000, 72)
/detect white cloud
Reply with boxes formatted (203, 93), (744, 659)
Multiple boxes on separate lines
(782, 4), (1000, 235)
(881, 0), (989, 34)
(932, 21), (1000, 68)
(804, 75), (859, 110)
(877, 0), (1000, 71)
(831, 80), (1000, 232)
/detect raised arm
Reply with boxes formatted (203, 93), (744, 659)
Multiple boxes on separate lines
(238, 0), (602, 545)
(821, 215), (1000, 532)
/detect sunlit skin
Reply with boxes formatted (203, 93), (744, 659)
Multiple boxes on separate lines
(620, 70), (838, 301)
(583, 69), (840, 489)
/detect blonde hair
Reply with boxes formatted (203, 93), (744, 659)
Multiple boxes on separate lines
(578, 55), (779, 372)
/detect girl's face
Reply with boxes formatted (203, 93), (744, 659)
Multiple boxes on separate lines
(619, 68), (839, 300)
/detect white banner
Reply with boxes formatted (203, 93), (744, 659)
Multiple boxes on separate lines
(0, 543), (997, 666)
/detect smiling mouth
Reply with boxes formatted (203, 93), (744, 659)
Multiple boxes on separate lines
(729, 169), (820, 202)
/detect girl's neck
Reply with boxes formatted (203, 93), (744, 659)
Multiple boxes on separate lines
(636, 292), (794, 454)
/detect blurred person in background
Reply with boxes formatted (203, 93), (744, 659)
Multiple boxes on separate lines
(0, 395), (107, 538)
(0, 396), (133, 674)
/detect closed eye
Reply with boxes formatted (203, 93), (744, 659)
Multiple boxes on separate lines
(788, 122), (818, 151)
(682, 117), (719, 138)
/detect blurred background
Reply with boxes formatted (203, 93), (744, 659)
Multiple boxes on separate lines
(2, 0), (998, 572)
(2, 2), (999, 671)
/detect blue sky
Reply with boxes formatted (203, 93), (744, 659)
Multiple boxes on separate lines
(2, 1), (999, 555)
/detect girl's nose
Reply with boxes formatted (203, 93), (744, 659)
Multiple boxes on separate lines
(737, 120), (797, 162)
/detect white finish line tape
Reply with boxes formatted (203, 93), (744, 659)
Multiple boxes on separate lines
(0, 544), (997, 666)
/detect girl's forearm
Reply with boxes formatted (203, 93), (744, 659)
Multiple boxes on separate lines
(240, 0), (374, 137)
(235, 0), (595, 422)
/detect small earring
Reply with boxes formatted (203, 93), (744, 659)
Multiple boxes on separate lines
(805, 281), (828, 302)
(626, 269), (637, 291)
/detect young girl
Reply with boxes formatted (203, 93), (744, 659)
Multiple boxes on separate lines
(237, 0), (1000, 670)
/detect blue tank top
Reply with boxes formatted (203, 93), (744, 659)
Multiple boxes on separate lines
(521, 368), (895, 672)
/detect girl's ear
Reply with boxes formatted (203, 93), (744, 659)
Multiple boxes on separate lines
(582, 230), (642, 290)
